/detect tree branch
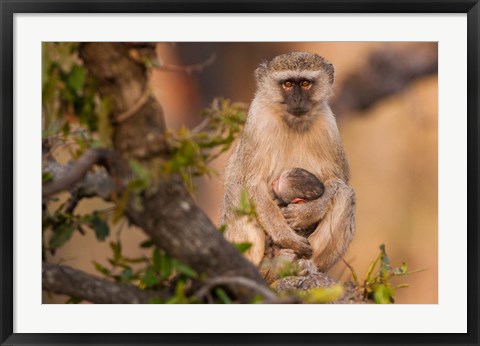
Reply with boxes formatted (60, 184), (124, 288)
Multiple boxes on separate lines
(79, 42), (266, 303)
(331, 44), (437, 115)
(42, 262), (169, 304)
(194, 276), (278, 302)
(42, 149), (114, 198)
(156, 53), (216, 75)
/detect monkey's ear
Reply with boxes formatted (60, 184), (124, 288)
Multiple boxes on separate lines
(324, 62), (335, 84)
(254, 61), (268, 82)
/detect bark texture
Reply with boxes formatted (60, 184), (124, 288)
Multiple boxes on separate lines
(43, 262), (169, 304)
(77, 43), (265, 302)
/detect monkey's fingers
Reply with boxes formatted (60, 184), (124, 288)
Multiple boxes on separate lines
(282, 208), (312, 229)
(297, 259), (318, 276)
(277, 234), (312, 258)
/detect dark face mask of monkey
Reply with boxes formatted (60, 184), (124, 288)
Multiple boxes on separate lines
(272, 168), (325, 208)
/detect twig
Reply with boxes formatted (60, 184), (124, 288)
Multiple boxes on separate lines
(157, 53), (216, 75)
(191, 117), (210, 133)
(342, 258), (360, 286)
(42, 148), (113, 198)
(64, 190), (81, 214)
(194, 276), (277, 302)
(42, 262), (169, 304)
(114, 86), (151, 124)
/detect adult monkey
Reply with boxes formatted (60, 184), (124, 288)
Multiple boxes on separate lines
(220, 52), (356, 273)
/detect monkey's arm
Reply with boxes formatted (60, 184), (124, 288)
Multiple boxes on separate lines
(281, 178), (342, 230)
(250, 184), (313, 258)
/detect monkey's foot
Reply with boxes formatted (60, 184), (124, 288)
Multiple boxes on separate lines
(297, 259), (319, 276)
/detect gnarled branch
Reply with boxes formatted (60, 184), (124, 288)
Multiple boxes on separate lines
(42, 149), (114, 198)
(332, 44), (437, 115)
(194, 276), (278, 302)
(79, 42), (266, 303)
(42, 262), (169, 304)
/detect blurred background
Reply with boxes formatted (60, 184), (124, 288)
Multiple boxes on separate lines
(45, 42), (438, 304)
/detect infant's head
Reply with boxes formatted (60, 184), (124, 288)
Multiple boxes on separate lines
(272, 168), (325, 206)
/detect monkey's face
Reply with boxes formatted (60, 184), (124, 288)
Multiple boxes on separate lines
(280, 78), (314, 116)
(254, 53), (335, 130)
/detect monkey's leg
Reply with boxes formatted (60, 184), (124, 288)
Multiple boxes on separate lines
(222, 184), (266, 266)
(260, 248), (297, 283)
(223, 217), (266, 266)
(308, 182), (356, 272)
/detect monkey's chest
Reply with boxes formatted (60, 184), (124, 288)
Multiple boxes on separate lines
(265, 145), (332, 183)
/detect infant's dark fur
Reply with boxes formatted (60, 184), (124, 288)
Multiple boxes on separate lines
(272, 168), (325, 207)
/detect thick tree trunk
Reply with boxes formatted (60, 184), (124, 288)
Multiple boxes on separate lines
(78, 43), (265, 302)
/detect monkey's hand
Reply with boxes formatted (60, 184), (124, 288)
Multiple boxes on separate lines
(282, 178), (342, 229)
(273, 230), (313, 258)
(249, 184), (313, 258)
(297, 259), (319, 276)
(282, 203), (320, 230)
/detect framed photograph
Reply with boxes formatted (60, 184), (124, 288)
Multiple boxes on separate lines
(1, 1), (478, 345)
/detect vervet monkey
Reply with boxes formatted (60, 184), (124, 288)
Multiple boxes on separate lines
(220, 52), (356, 273)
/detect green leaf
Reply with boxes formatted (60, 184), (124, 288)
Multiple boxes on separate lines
(65, 296), (83, 304)
(109, 241), (122, 263)
(142, 266), (159, 288)
(379, 244), (390, 269)
(172, 259), (197, 279)
(90, 213), (109, 241)
(139, 239), (154, 248)
(128, 160), (151, 193)
(373, 284), (394, 304)
(215, 287), (232, 304)
(66, 65), (85, 94)
(97, 97), (113, 146)
(93, 261), (111, 276)
(42, 43), (52, 89)
(218, 224), (227, 234)
(112, 190), (129, 224)
(240, 189), (249, 210)
(152, 248), (161, 272)
(392, 262), (408, 276)
(49, 222), (75, 249)
(233, 242), (252, 253)
(365, 252), (381, 284)
(302, 285), (344, 304)
(148, 297), (163, 304)
(42, 172), (53, 184)
(120, 268), (135, 283)
(159, 251), (173, 280)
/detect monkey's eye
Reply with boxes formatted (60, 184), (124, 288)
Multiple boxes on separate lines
(300, 80), (311, 89)
(282, 81), (293, 89)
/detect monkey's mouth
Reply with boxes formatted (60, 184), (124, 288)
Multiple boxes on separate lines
(288, 108), (309, 117)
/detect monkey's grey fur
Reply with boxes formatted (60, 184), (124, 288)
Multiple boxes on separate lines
(220, 52), (356, 274)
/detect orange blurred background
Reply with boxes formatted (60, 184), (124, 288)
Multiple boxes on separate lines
(45, 42), (438, 304)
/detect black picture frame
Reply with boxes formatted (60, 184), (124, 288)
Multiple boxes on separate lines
(1, 1), (479, 345)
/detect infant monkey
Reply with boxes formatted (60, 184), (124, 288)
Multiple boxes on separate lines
(265, 168), (325, 258)
(263, 168), (325, 280)
(272, 168), (325, 209)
